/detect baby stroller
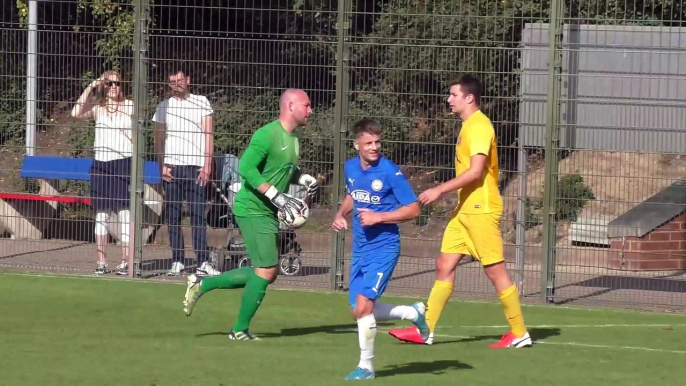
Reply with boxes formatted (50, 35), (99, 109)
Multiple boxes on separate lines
(206, 153), (305, 276)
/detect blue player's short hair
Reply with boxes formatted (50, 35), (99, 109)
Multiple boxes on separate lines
(352, 119), (383, 138)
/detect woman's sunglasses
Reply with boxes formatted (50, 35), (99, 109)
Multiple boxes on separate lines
(106, 80), (121, 87)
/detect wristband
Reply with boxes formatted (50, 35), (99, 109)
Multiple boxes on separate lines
(264, 185), (279, 200)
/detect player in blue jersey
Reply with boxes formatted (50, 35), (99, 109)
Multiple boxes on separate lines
(332, 119), (430, 381)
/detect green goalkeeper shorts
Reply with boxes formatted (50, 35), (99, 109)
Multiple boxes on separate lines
(235, 215), (280, 268)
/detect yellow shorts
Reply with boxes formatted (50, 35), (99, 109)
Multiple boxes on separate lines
(440, 210), (504, 266)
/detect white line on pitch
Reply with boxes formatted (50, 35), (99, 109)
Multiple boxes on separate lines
(429, 332), (686, 355)
(253, 327), (686, 354)
(436, 323), (686, 329)
(534, 340), (686, 354)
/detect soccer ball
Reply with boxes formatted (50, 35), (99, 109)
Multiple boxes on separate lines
(278, 198), (309, 229)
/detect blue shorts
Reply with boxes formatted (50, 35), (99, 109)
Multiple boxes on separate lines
(348, 252), (399, 308)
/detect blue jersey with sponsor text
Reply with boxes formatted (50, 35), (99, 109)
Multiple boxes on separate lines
(344, 156), (418, 257)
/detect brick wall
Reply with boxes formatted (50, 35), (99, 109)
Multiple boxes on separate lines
(608, 213), (686, 270)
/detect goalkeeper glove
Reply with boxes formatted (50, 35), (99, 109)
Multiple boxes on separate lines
(264, 186), (305, 223)
(298, 173), (319, 197)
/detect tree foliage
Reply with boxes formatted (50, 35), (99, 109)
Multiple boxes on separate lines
(77, 0), (136, 71)
(4, 0), (686, 187)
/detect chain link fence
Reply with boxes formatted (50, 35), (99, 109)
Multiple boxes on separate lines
(1, 0), (684, 312)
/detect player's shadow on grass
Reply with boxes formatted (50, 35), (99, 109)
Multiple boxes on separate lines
(529, 327), (561, 341)
(197, 323), (393, 339)
(375, 360), (473, 377)
(255, 323), (395, 338)
(431, 327), (561, 345)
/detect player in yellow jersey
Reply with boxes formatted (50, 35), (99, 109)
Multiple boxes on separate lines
(389, 74), (532, 348)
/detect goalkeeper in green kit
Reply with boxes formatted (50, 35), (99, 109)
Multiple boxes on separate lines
(183, 88), (319, 340)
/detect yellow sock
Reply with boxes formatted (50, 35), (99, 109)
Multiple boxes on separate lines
(499, 284), (527, 337)
(425, 280), (454, 333)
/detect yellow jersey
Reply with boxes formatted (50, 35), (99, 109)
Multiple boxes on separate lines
(454, 110), (503, 214)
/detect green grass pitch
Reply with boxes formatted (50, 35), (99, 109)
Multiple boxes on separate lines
(1, 272), (685, 386)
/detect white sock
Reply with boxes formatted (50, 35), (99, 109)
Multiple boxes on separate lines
(373, 301), (418, 322)
(356, 314), (377, 372)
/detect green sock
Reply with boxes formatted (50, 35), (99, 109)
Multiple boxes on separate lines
(199, 267), (252, 295)
(233, 272), (270, 332)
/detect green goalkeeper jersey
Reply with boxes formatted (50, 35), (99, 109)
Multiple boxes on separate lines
(233, 120), (301, 217)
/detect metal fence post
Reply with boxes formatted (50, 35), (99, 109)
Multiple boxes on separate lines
(515, 142), (527, 295)
(25, 0), (38, 157)
(540, 0), (564, 303)
(330, 0), (351, 291)
(129, 0), (150, 278)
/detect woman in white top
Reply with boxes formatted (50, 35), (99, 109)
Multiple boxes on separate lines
(70, 70), (135, 275)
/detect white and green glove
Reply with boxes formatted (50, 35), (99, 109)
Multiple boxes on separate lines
(298, 173), (319, 197)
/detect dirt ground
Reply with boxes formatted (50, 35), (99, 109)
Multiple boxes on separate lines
(501, 150), (686, 241)
(2, 120), (686, 313)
